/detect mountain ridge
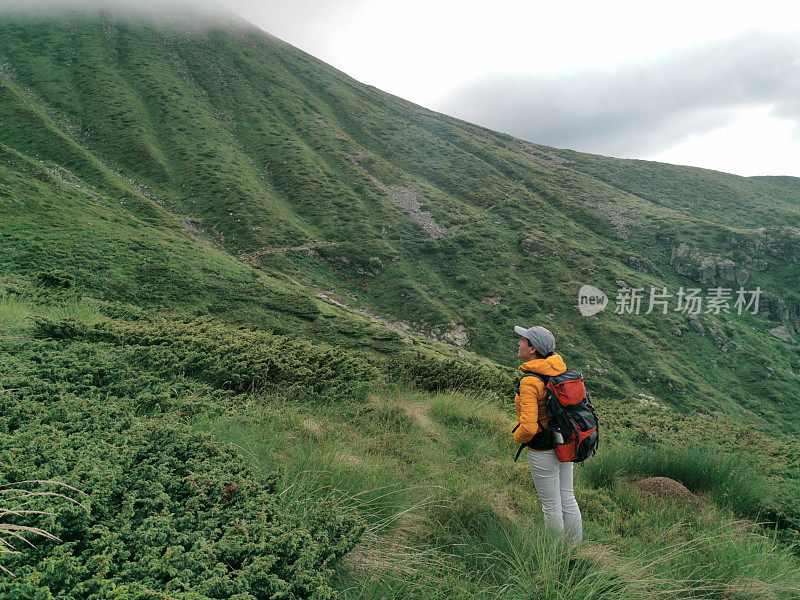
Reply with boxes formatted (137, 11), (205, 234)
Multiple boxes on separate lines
(1, 11), (798, 430)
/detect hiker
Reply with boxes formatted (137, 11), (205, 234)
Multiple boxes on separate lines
(513, 325), (583, 545)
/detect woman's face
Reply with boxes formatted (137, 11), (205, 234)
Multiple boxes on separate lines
(518, 337), (536, 361)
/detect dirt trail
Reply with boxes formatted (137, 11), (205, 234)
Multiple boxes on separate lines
(317, 292), (413, 343)
(238, 241), (335, 264)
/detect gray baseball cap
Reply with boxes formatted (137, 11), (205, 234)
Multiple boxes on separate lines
(514, 325), (556, 356)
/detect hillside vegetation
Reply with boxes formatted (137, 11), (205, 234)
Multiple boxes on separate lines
(1, 7), (799, 599)
(2, 284), (800, 598)
(1, 11), (799, 427)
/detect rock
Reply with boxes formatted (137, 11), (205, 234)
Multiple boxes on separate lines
(636, 395), (670, 410)
(520, 237), (540, 255)
(431, 321), (471, 347)
(769, 326), (796, 344)
(734, 268), (751, 286)
(622, 255), (663, 276)
(671, 242), (691, 260)
(481, 294), (503, 306)
(347, 152), (445, 238)
(179, 217), (220, 248)
(629, 477), (700, 504)
(761, 297), (800, 332)
(706, 320), (729, 352)
(742, 256), (769, 271)
(742, 226), (800, 262)
(670, 243), (750, 286)
(687, 314), (705, 335)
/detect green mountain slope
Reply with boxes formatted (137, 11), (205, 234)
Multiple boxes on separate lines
(2, 9), (800, 599)
(1, 10), (799, 431)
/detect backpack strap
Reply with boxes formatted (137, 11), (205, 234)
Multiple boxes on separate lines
(518, 372), (549, 413)
(514, 372), (551, 461)
(519, 372), (549, 387)
(514, 443), (525, 462)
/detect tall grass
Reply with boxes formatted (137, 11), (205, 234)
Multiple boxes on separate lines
(617, 520), (800, 600)
(0, 290), (105, 335)
(581, 442), (770, 519)
(489, 528), (636, 600)
(198, 389), (800, 600)
(487, 519), (800, 600)
(0, 295), (33, 334)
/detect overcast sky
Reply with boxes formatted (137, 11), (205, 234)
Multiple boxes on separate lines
(223, 0), (800, 178)
(6, 0), (800, 177)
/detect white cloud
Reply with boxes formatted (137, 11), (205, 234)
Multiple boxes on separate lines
(648, 107), (800, 177)
(435, 32), (800, 174)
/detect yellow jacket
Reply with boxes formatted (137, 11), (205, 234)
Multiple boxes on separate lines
(514, 353), (567, 444)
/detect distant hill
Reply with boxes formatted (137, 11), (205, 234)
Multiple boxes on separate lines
(1, 9), (799, 430)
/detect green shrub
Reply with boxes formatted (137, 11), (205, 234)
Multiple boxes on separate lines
(32, 315), (519, 400)
(35, 269), (74, 289)
(33, 315), (85, 339)
(0, 387), (363, 598)
(388, 351), (516, 395)
(32, 315), (379, 401)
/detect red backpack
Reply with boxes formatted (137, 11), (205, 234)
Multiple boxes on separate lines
(514, 370), (599, 463)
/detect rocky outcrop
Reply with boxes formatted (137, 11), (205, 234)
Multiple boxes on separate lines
(481, 294), (502, 306)
(717, 226), (800, 275)
(670, 243), (750, 286)
(706, 319), (729, 352)
(623, 254), (663, 276)
(669, 230), (800, 332)
(761, 296), (800, 334)
(769, 326), (796, 344)
(430, 321), (470, 347)
(687, 314), (705, 335)
(741, 256), (769, 272)
(734, 226), (800, 263)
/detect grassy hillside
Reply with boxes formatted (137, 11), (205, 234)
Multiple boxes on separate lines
(1, 11), (798, 432)
(1, 8), (800, 598)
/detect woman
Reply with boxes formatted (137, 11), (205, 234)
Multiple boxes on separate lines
(513, 325), (583, 545)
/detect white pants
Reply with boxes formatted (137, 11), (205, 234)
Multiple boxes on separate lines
(527, 449), (583, 545)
